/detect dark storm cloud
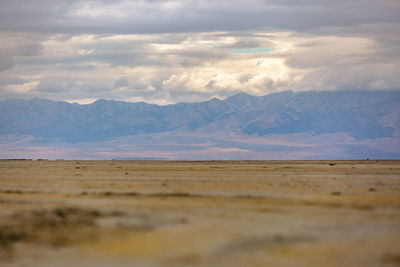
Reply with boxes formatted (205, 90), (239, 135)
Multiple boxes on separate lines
(0, 0), (399, 34)
(0, 33), (44, 72)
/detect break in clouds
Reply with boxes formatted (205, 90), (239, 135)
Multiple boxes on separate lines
(0, 0), (399, 104)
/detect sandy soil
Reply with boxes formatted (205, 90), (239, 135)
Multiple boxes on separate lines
(0, 160), (399, 266)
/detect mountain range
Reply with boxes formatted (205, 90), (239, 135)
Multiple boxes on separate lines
(1, 90), (400, 159)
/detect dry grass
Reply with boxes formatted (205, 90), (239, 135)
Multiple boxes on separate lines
(0, 160), (399, 266)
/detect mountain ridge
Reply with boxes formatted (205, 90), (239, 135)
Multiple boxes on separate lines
(1, 90), (400, 143)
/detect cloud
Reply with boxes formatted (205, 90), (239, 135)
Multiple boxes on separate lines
(1, 30), (400, 103)
(0, 52), (14, 72)
(0, 33), (43, 72)
(114, 77), (129, 89)
(0, 0), (399, 103)
(3, 81), (39, 94)
(284, 32), (400, 91)
(1, 0), (399, 34)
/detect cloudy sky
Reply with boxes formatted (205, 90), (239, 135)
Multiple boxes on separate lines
(0, 0), (399, 104)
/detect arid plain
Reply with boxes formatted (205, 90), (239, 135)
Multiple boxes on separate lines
(0, 160), (399, 266)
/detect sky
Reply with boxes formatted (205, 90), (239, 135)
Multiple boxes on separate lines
(0, 0), (399, 104)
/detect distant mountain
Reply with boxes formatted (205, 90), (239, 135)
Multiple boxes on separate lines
(1, 91), (399, 143)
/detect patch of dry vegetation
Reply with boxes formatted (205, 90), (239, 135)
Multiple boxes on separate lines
(0, 160), (399, 266)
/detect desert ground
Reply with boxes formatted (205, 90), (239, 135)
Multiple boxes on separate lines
(0, 160), (399, 266)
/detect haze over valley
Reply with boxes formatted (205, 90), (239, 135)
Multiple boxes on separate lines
(1, 90), (399, 159)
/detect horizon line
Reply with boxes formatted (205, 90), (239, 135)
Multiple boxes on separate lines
(1, 89), (400, 106)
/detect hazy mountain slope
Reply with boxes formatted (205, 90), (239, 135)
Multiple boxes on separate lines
(1, 91), (399, 142)
(214, 91), (400, 139)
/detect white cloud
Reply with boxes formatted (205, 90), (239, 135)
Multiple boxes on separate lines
(1, 30), (399, 102)
(64, 98), (97, 104)
(4, 81), (39, 94)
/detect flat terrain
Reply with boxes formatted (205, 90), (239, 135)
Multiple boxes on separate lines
(0, 160), (399, 267)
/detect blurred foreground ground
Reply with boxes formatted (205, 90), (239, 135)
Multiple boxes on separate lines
(0, 160), (400, 266)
